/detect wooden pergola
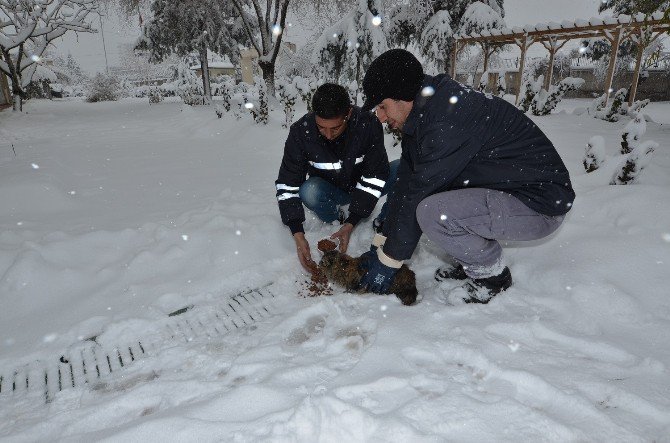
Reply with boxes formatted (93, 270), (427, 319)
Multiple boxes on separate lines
(452, 12), (670, 106)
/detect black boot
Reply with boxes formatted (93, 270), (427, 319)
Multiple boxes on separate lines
(435, 263), (468, 281)
(463, 267), (512, 304)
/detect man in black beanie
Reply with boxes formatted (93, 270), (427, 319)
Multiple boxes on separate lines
(358, 49), (575, 304)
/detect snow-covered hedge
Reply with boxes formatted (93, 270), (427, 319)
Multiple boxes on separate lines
(86, 73), (120, 102)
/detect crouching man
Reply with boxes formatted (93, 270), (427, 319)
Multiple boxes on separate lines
(276, 83), (399, 272)
(358, 49), (575, 303)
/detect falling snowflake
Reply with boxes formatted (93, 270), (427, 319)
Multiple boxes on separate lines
(31, 163), (40, 169)
(421, 86), (435, 97)
(449, 96), (458, 104)
(371, 16), (382, 26)
(182, 234), (189, 241)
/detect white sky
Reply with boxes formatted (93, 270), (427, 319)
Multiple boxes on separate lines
(56, 0), (606, 74)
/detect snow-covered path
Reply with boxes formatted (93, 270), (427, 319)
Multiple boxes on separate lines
(1, 98), (669, 440)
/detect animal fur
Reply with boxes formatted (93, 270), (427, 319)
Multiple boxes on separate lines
(318, 250), (418, 306)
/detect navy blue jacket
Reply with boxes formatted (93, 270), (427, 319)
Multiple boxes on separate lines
(276, 107), (389, 234)
(382, 74), (575, 260)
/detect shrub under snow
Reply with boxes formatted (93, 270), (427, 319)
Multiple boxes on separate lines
(86, 73), (120, 103)
(621, 113), (646, 155)
(610, 141), (658, 185)
(583, 135), (606, 173)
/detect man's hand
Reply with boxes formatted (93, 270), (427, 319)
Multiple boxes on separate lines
(293, 232), (316, 273)
(330, 222), (354, 254)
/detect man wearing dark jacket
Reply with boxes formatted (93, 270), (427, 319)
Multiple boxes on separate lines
(358, 49), (575, 303)
(276, 83), (399, 272)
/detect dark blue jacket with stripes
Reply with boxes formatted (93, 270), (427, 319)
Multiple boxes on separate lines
(382, 74), (575, 261)
(276, 106), (389, 234)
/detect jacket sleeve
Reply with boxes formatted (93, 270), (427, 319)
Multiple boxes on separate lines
(346, 119), (390, 226)
(276, 126), (308, 234)
(382, 120), (481, 261)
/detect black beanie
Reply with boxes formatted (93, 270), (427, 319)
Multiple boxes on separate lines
(362, 49), (424, 112)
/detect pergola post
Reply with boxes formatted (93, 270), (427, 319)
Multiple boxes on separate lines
(603, 27), (623, 106)
(451, 40), (459, 78)
(515, 34), (531, 106)
(627, 27), (662, 106)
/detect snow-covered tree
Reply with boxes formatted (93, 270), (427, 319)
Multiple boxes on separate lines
(518, 75), (542, 113)
(312, 0), (387, 100)
(0, 0), (97, 111)
(419, 10), (453, 74)
(141, 0), (247, 104)
(584, 136), (606, 173)
(459, 1), (505, 73)
(230, 0), (290, 95)
(387, 2), (432, 49)
(610, 141), (657, 185)
(599, 0), (669, 15)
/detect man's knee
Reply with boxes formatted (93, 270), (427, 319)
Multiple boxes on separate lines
(417, 195), (457, 234)
(299, 179), (321, 207)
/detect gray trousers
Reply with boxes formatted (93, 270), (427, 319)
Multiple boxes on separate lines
(416, 188), (565, 279)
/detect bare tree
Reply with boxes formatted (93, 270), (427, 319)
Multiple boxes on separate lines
(230, 0), (290, 94)
(1, 0), (97, 111)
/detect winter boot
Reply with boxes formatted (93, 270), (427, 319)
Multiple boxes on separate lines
(434, 263), (468, 281)
(462, 267), (512, 304)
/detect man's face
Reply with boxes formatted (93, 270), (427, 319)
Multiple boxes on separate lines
(375, 99), (413, 130)
(315, 108), (351, 141)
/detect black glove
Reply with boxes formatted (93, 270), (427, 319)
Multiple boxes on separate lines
(358, 252), (399, 294)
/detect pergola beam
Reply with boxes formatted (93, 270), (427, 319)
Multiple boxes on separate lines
(454, 14), (670, 108)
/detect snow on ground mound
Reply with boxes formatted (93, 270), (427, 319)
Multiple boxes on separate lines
(1, 98), (669, 440)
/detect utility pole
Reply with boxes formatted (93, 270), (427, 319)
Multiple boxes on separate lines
(99, 14), (110, 74)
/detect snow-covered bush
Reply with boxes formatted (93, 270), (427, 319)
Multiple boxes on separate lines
(495, 72), (506, 97)
(215, 104), (224, 118)
(294, 76), (321, 112)
(213, 76), (235, 111)
(276, 78), (299, 128)
(346, 80), (358, 105)
(584, 135), (606, 173)
(148, 86), (163, 104)
(610, 141), (657, 185)
(171, 61), (204, 106)
(240, 77), (269, 125)
(591, 88), (650, 122)
(86, 73), (120, 102)
(621, 113), (646, 155)
(518, 75), (543, 113)
(530, 77), (585, 116)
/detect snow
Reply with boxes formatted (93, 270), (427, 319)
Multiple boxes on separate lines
(1, 97), (670, 440)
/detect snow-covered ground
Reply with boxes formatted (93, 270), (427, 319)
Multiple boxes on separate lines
(1, 97), (669, 441)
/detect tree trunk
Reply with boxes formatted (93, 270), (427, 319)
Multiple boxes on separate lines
(199, 44), (212, 104)
(259, 60), (275, 96)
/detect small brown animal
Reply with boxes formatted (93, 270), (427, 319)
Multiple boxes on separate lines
(318, 249), (418, 306)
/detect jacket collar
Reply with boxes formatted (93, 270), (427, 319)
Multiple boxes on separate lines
(402, 74), (449, 136)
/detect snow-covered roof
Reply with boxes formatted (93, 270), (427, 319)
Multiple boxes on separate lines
(190, 61), (235, 70)
(455, 11), (667, 42)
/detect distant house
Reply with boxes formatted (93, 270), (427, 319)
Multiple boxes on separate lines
(240, 41), (296, 84)
(190, 59), (237, 79)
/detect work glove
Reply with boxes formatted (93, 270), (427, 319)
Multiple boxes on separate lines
(360, 233), (387, 267)
(358, 248), (400, 294)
